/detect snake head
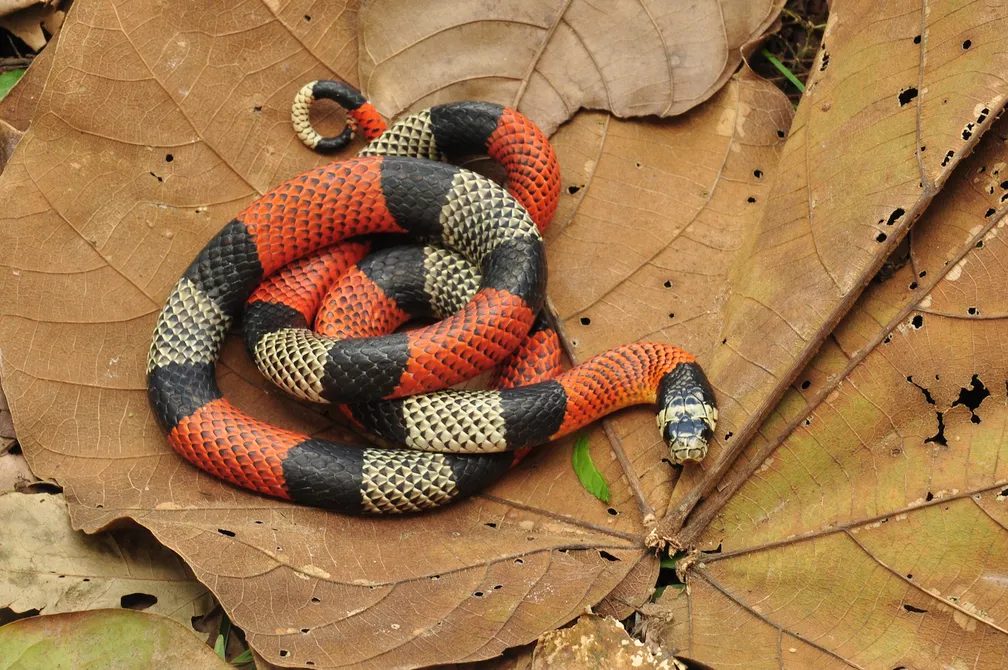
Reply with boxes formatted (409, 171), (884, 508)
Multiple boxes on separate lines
(656, 362), (718, 464)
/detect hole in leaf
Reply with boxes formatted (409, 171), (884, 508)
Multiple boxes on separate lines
(668, 312), (675, 319)
(925, 412), (947, 446)
(310, 597), (321, 603)
(580, 316), (591, 325)
(253, 105), (263, 113)
(800, 380), (811, 390)
(493, 584), (503, 590)
(607, 507), (618, 516)
(663, 280), (672, 288)
(746, 196), (756, 203)
(485, 522), (498, 529)
(906, 375), (936, 404)
(514, 558), (524, 565)
(962, 39), (972, 49)
(301, 628), (310, 634)
(280, 649), (289, 657)
(753, 169), (763, 178)
(986, 208), (996, 218)
(776, 129), (785, 139)
(121, 593), (157, 610)
(913, 34), (921, 44)
(898, 87), (918, 106)
(941, 150), (955, 167)
(473, 591), (484, 598)
(876, 232), (887, 243)
(165, 154), (173, 162)
(968, 306), (978, 314)
(566, 185), (582, 195)
(952, 374), (989, 424)
(911, 315), (923, 329)
(887, 208), (906, 225)
(598, 551), (620, 562)
(909, 281), (918, 290)
(925, 491), (934, 502)
(217, 529), (235, 537)
(902, 603), (928, 613)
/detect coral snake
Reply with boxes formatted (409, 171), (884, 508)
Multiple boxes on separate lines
(146, 80), (718, 514)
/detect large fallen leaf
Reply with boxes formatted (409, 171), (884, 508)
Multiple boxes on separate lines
(0, 1), (795, 667)
(544, 73), (791, 531)
(0, 381), (14, 451)
(0, 119), (21, 173)
(0, 492), (213, 625)
(658, 0), (1008, 544)
(663, 64), (1008, 670)
(358, 0), (785, 134)
(0, 608), (231, 669)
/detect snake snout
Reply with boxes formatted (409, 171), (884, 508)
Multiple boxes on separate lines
(660, 404), (715, 464)
(655, 362), (718, 465)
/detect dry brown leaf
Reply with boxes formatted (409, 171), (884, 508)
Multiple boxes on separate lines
(0, 381), (14, 451)
(662, 69), (1008, 670)
(0, 492), (213, 625)
(0, 0), (37, 18)
(545, 73), (791, 527)
(0, 119), (22, 174)
(0, 3), (60, 51)
(0, 1), (800, 667)
(358, 0), (784, 134)
(657, 0), (1008, 544)
(531, 614), (682, 669)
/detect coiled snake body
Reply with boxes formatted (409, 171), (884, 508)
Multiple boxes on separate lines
(147, 81), (718, 514)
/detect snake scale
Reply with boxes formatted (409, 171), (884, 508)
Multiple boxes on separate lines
(146, 80), (718, 514)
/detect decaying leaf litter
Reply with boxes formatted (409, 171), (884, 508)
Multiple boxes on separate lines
(0, 0), (1003, 664)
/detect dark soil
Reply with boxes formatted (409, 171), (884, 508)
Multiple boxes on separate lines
(751, 0), (831, 104)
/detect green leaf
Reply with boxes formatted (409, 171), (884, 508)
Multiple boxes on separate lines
(0, 69), (25, 102)
(214, 611), (232, 659)
(571, 436), (610, 503)
(230, 649), (254, 666)
(760, 48), (806, 93)
(0, 609), (231, 669)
